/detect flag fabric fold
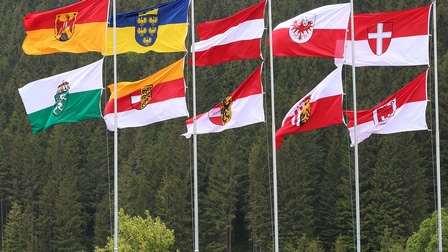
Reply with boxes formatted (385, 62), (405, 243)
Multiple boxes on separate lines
(103, 58), (188, 130)
(183, 65), (265, 138)
(335, 5), (431, 67)
(18, 59), (104, 135)
(275, 66), (344, 150)
(22, 0), (109, 55)
(104, 0), (189, 55)
(192, 0), (266, 66)
(271, 3), (350, 58)
(345, 70), (428, 146)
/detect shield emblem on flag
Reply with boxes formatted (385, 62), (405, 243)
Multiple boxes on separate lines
(291, 96), (311, 126)
(289, 14), (315, 44)
(53, 81), (70, 116)
(54, 12), (78, 41)
(209, 96), (233, 126)
(373, 98), (397, 125)
(130, 84), (153, 110)
(367, 22), (393, 56)
(135, 9), (159, 47)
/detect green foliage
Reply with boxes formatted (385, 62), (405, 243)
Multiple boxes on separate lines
(94, 208), (175, 252)
(3, 202), (26, 251)
(284, 234), (325, 252)
(406, 208), (448, 252)
(246, 138), (273, 251)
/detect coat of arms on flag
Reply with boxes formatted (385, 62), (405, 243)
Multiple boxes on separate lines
(53, 81), (70, 116)
(54, 12), (77, 41)
(135, 9), (159, 47)
(367, 22), (393, 56)
(372, 98), (396, 125)
(208, 96), (233, 126)
(289, 15), (315, 43)
(291, 96), (311, 126)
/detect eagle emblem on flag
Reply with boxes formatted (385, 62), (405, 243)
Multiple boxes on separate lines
(54, 12), (77, 41)
(367, 22), (393, 56)
(53, 81), (70, 116)
(135, 8), (159, 47)
(289, 14), (315, 44)
(291, 96), (311, 126)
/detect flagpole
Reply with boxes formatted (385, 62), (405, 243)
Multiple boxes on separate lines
(267, 0), (279, 251)
(349, 0), (361, 251)
(190, 0), (199, 251)
(432, 1), (442, 251)
(112, 0), (119, 251)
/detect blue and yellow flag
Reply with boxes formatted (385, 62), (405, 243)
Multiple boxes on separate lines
(104, 0), (189, 55)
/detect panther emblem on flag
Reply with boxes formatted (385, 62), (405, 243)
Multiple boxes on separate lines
(289, 14), (315, 44)
(135, 8), (159, 47)
(373, 98), (396, 125)
(53, 81), (70, 116)
(55, 12), (77, 41)
(291, 96), (311, 126)
(208, 96), (233, 126)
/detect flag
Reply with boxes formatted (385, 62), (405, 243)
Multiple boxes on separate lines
(275, 66), (344, 150)
(18, 59), (104, 135)
(104, 0), (189, 55)
(103, 58), (188, 130)
(345, 70), (428, 146)
(335, 5), (430, 67)
(192, 0), (266, 66)
(22, 0), (108, 55)
(183, 65), (265, 138)
(271, 3), (350, 58)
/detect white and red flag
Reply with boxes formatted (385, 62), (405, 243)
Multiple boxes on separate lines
(275, 66), (344, 150)
(271, 3), (350, 58)
(183, 65), (265, 138)
(336, 5), (431, 67)
(345, 70), (428, 146)
(192, 0), (266, 66)
(103, 58), (188, 130)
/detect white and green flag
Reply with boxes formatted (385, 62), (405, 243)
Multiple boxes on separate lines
(18, 59), (104, 135)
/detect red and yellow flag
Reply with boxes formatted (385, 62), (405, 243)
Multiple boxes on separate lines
(22, 0), (109, 55)
(103, 58), (188, 130)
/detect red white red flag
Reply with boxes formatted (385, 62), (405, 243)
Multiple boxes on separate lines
(183, 65), (265, 138)
(275, 66), (344, 150)
(192, 0), (266, 66)
(271, 3), (350, 58)
(345, 70), (428, 146)
(335, 5), (431, 67)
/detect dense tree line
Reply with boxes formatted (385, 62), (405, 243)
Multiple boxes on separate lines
(0, 0), (447, 251)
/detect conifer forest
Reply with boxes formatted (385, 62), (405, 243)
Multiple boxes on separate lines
(1, 0), (448, 251)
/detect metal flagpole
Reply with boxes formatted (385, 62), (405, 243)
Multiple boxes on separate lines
(190, 0), (199, 251)
(112, 0), (119, 251)
(267, 0), (279, 251)
(349, 0), (361, 251)
(432, 1), (442, 251)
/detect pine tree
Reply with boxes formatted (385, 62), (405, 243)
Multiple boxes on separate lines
(246, 139), (273, 251)
(202, 130), (250, 251)
(316, 128), (347, 249)
(3, 202), (25, 252)
(154, 120), (192, 251)
(52, 176), (86, 252)
(276, 131), (324, 247)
